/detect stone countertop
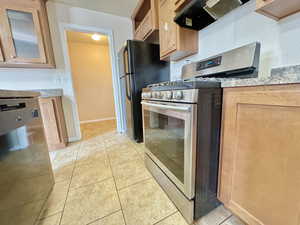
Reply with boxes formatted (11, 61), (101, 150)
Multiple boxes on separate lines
(0, 90), (40, 99)
(221, 65), (300, 88)
(30, 89), (63, 98)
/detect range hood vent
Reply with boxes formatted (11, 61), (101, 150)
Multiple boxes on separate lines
(174, 0), (250, 31)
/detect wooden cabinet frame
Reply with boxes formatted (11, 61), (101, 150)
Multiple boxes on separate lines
(158, 0), (198, 61)
(256, 0), (300, 20)
(132, 0), (159, 41)
(0, 43), (3, 62)
(219, 84), (300, 225)
(0, 6), (46, 64)
(39, 96), (68, 151)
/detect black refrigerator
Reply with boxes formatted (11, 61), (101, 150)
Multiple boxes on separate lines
(119, 40), (169, 143)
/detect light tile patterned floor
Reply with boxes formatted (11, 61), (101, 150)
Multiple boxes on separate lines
(37, 120), (246, 225)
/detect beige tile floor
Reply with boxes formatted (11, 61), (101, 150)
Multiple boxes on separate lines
(37, 120), (246, 225)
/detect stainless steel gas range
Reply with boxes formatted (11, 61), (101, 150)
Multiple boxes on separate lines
(141, 42), (261, 223)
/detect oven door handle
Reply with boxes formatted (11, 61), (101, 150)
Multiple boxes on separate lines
(141, 101), (191, 112)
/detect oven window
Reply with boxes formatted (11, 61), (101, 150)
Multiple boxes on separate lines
(144, 110), (185, 183)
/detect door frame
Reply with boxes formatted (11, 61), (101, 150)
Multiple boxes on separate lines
(59, 23), (125, 141)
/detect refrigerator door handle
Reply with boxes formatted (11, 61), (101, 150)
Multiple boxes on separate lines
(125, 75), (132, 100)
(123, 47), (131, 75)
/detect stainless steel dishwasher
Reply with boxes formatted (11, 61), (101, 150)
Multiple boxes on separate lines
(0, 90), (54, 224)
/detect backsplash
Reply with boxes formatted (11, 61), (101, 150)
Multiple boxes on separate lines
(170, 0), (300, 81)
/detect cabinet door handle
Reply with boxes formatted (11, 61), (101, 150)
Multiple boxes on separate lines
(164, 23), (168, 31)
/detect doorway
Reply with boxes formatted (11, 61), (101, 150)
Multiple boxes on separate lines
(66, 30), (117, 140)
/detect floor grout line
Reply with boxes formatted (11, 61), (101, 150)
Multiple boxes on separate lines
(68, 176), (113, 191)
(116, 177), (153, 191)
(152, 211), (179, 225)
(218, 215), (233, 225)
(38, 211), (63, 222)
(85, 209), (123, 225)
(107, 151), (128, 225)
(58, 142), (82, 225)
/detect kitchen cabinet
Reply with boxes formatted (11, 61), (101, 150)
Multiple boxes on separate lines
(0, 0), (55, 68)
(218, 84), (300, 225)
(159, 0), (198, 61)
(256, 0), (300, 20)
(173, 0), (191, 12)
(0, 43), (3, 62)
(39, 96), (68, 151)
(132, 0), (159, 42)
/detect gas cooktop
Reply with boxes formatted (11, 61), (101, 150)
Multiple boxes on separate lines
(147, 79), (221, 91)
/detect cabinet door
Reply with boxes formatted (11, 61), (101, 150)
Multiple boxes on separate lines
(219, 85), (300, 225)
(0, 43), (3, 62)
(39, 98), (61, 149)
(0, 6), (46, 64)
(159, 0), (177, 57)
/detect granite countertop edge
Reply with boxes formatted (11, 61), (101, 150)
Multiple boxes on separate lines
(31, 89), (64, 98)
(221, 65), (300, 88)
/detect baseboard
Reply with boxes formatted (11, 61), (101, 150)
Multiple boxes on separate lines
(68, 136), (81, 142)
(80, 117), (116, 124)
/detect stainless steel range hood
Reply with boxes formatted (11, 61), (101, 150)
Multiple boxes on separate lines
(174, 0), (250, 30)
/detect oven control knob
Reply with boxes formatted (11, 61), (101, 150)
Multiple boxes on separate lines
(142, 92), (151, 99)
(165, 91), (172, 100)
(158, 92), (163, 98)
(154, 92), (162, 99)
(174, 91), (183, 100)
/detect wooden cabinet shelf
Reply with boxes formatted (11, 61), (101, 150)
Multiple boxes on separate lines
(256, 0), (300, 20)
(219, 84), (300, 225)
(0, 0), (55, 68)
(159, 0), (198, 61)
(132, 0), (159, 41)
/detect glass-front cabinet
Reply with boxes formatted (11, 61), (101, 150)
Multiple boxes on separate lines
(0, 0), (55, 68)
(2, 7), (46, 64)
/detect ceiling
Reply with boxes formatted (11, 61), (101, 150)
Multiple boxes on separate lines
(66, 31), (109, 45)
(52, 0), (139, 18)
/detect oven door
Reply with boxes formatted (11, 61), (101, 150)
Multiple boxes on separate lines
(142, 100), (197, 199)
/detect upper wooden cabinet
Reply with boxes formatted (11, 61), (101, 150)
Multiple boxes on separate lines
(159, 0), (198, 61)
(256, 0), (300, 20)
(173, 0), (191, 12)
(219, 84), (300, 225)
(0, 0), (55, 68)
(132, 0), (159, 42)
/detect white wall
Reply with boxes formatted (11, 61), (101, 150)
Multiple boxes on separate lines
(0, 2), (133, 141)
(171, 0), (300, 80)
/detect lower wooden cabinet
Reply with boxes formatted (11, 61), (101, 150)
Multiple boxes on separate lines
(218, 84), (300, 225)
(39, 96), (68, 151)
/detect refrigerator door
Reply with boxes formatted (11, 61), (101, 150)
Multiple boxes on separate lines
(119, 40), (170, 143)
